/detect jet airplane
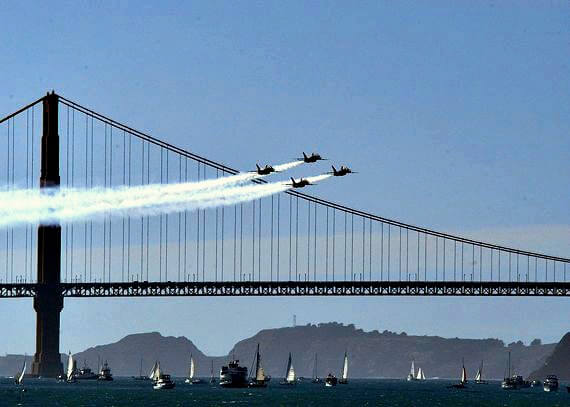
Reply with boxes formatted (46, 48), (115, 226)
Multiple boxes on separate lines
(250, 164), (277, 175)
(328, 165), (356, 176)
(298, 152), (326, 163)
(286, 177), (313, 188)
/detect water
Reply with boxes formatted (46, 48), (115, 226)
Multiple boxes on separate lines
(2, 378), (569, 406)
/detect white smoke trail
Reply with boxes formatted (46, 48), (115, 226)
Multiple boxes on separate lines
(273, 160), (303, 172)
(0, 173), (331, 228)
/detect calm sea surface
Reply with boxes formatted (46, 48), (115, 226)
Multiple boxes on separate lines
(1, 378), (569, 406)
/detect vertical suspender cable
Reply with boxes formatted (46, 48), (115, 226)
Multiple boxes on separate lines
(122, 131), (126, 281)
(277, 195), (280, 282)
(159, 149), (163, 281)
(314, 203), (317, 281)
(295, 196), (299, 281)
(108, 125), (113, 282)
(289, 195), (292, 281)
(252, 200), (255, 281)
(165, 152), (169, 281)
(258, 199), (261, 281)
(325, 207), (329, 281)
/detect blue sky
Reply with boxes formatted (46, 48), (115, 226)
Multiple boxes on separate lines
(0, 1), (569, 355)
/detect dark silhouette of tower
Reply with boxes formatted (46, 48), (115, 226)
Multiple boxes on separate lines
(31, 92), (64, 377)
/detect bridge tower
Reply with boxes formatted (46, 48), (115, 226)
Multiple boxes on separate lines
(31, 92), (64, 377)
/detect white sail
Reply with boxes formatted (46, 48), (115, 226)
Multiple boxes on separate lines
(286, 364), (295, 382)
(342, 353), (349, 380)
(475, 368), (481, 381)
(461, 365), (467, 384)
(66, 352), (74, 381)
(257, 367), (266, 381)
(416, 367), (422, 380)
(421, 369), (426, 380)
(189, 356), (195, 379)
(155, 361), (161, 380)
(16, 361), (26, 384)
(149, 361), (158, 380)
(285, 353), (295, 382)
(410, 360), (415, 376)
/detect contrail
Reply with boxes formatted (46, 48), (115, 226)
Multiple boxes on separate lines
(0, 173), (330, 228)
(186, 159), (302, 188)
(273, 160), (303, 172)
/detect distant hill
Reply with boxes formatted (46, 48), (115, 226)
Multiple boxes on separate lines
(528, 332), (570, 381)
(0, 324), (557, 379)
(227, 323), (555, 379)
(72, 331), (217, 378)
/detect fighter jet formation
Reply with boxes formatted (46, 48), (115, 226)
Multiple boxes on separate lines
(249, 152), (354, 189)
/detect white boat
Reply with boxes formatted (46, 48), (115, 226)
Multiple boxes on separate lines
(311, 353), (321, 383)
(339, 351), (348, 384)
(15, 360), (26, 385)
(185, 354), (203, 384)
(325, 373), (338, 387)
(416, 367), (426, 381)
(543, 375), (559, 392)
(407, 360), (417, 381)
(448, 359), (467, 389)
(280, 353), (296, 385)
(66, 351), (76, 383)
(152, 362), (175, 390)
(474, 360), (487, 384)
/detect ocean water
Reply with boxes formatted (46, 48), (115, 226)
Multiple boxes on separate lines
(2, 378), (569, 406)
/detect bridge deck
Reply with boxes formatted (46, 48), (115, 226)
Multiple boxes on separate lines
(1, 281), (569, 298)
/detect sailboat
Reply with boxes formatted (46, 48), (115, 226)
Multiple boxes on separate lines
(474, 360), (487, 384)
(407, 360), (417, 381)
(248, 344), (268, 388)
(149, 361), (158, 382)
(133, 358), (151, 380)
(338, 351), (348, 384)
(66, 351), (77, 383)
(280, 353), (296, 385)
(311, 353), (321, 383)
(448, 358), (467, 389)
(416, 367), (426, 381)
(209, 360), (217, 384)
(185, 354), (203, 384)
(15, 359), (26, 385)
(153, 361), (175, 390)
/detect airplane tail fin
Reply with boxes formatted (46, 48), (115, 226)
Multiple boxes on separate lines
(332, 165), (337, 173)
(291, 177), (295, 183)
(256, 164), (260, 170)
(303, 152), (307, 159)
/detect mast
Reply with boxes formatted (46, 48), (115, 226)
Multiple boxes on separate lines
(313, 353), (318, 380)
(508, 351), (511, 377)
(210, 360), (214, 380)
(255, 344), (261, 380)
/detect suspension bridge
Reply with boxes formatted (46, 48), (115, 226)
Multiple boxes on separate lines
(1, 92), (568, 377)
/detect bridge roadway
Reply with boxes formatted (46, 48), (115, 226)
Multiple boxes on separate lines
(1, 281), (569, 298)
